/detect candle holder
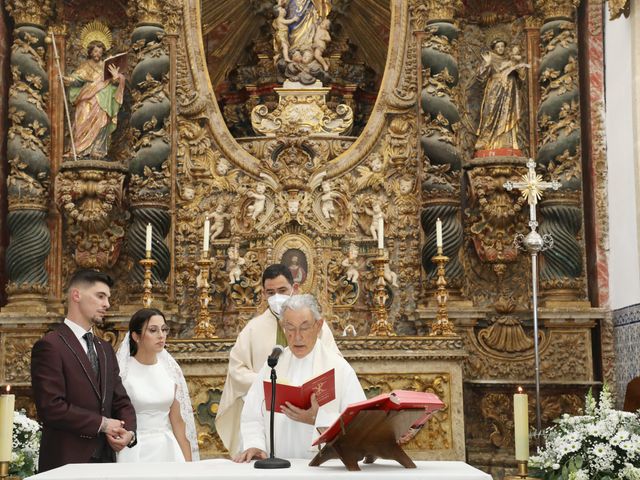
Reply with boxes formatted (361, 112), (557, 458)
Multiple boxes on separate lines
(429, 249), (456, 336)
(368, 249), (395, 336)
(0, 461), (8, 479)
(193, 252), (217, 339)
(139, 251), (156, 308)
(504, 460), (535, 479)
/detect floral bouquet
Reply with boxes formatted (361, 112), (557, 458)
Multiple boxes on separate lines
(10, 410), (41, 478)
(529, 385), (640, 480)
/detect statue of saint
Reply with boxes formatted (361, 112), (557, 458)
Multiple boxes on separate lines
(65, 22), (125, 159)
(288, 0), (331, 53)
(475, 39), (529, 154)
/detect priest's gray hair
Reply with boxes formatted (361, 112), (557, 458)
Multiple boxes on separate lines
(281, 294), (322, 321)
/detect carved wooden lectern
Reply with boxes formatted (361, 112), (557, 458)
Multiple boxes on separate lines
(310, 390), (445, 471)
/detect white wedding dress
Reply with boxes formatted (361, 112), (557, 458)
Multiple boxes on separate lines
(117, 357), (186, 462)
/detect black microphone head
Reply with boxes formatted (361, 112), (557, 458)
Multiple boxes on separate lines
(267, 345), (284, 368)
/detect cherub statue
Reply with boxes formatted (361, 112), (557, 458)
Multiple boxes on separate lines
(246, 183), (267, 220)
(209, 204), (231, 241)
(384, 264), (399, 288)
(288, 198), (300, 216)
(342, 324), (357, 336)
(272, 0), (298, 64)
(227, 245), (246, 284)
(216, 157), (231, 176)
(341, 244), (360, 284)
(312, 18), (331, 71)
(320, 180), (339, 220)
(364, 201), (385, 241)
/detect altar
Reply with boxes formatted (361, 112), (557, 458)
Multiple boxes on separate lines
(26, 459), (492, 480)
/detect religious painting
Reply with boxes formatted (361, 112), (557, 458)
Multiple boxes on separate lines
(272, 234), (315, 293)
(281, 248), (308, 285)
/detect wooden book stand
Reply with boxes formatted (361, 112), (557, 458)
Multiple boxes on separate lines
(309, 408), (428, 471)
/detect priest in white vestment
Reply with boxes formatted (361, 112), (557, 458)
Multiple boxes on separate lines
(215, 265), (340, 455)
(234, 294), (366, 462)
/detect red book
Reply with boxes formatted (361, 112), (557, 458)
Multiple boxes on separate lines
(312, 389), (445, 446)
(264, 369), (335, 413)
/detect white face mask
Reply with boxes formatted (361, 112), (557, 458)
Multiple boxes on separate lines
(267, 293), (291, 319)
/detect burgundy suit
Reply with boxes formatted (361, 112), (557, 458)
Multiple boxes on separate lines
(31, 323), (136, 472)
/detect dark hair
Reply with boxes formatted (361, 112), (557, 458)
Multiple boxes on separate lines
(128, 308), (166, 356)
(262, 263), (294, 286)
(87, 40), (106, 57)
(490, 38), (507, 49)
(67, 269), (114, 291)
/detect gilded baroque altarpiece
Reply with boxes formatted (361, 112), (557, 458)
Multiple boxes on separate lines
(0, 0), (613, 477)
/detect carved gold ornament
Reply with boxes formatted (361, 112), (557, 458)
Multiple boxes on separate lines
(80, 20), (112, 50)
(251, 86), (353, 136)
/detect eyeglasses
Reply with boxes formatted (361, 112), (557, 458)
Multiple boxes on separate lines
(282, 321), (317, 336)
(147, 326), (169, 336)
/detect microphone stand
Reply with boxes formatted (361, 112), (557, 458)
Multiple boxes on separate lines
(254, 357), (291, 469)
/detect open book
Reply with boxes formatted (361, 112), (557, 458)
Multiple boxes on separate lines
(264, 368), (335, 413)
(312, 389), (445, 446)
(103, 52), (127, 81)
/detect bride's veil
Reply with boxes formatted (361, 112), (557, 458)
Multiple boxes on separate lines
(116, 333), (200, 461)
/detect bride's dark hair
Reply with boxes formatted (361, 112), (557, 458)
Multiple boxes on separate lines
(128, 308), (166, 356)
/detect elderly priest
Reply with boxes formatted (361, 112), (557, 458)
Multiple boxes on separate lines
(234, 294), (365, 462)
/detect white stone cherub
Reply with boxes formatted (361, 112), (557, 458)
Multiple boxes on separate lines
(246, 183), (267, 220)
(312, 18), (331, 71)
(227, 245), (246, 284)
(384, 263), (399, 288)
(216, 157), (231, 176)
(341, 244), (360, 284)
(209, 204), (231, 241)
(320, 180), (339, 220)
(272, 0), (299, 63)
(364, 201), (385, 241)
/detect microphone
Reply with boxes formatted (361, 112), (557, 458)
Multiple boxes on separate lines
(267, 345), (284, 368)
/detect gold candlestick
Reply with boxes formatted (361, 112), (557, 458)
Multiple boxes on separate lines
(193, 252), (217, 339)
(139, 250), (156, 308)
(429, 249), (456, 336)
(369, 249), (395, 336)
(0, 461), (8, 479)
(505, 460), (535, 479)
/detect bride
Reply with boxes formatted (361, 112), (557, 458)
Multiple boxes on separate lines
(116, 308), (199, 462)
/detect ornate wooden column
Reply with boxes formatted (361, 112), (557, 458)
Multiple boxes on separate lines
(2, 0), (53, 313)
(126, 0), (172, 306)
(417, 0), (465, 302)
(535, 0), (586, 304)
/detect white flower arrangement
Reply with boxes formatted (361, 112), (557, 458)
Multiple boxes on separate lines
(529, 385), (640, 479)
(10, 410), (40, 478)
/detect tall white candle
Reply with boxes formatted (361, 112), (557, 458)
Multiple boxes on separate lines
(203, 216), (210, 253)
(514, 387), (529, 461)
(0, 386), (15, 462)
(377, 217), (384, 249)
(145, 223), (152, 254)
(436, 218), (443, 250)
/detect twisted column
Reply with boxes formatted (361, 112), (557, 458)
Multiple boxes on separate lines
(535, 0), (585, 301)
(3, 1), (53, 311)
(419, 1), (464, 297)
(127, 3), (172, 290)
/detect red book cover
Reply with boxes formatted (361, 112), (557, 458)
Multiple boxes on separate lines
(103, 52), (127, 81)
(264, 368), (335, 413)
(312, 389), (445, 445)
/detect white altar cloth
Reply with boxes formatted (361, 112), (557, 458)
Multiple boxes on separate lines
(27, 458), (492, 480)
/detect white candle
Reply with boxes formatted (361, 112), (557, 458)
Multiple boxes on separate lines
(377, 217), (384, 249)
(145, 223), (152, 254)
(0, 386), (15, 462)
(203, 216), (210, 253)
(514, 387), (529, 461)
(436, 218), (443, 251)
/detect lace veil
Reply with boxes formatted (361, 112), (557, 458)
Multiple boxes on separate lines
(116, 333), (200, 461)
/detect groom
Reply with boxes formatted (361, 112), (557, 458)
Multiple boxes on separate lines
(31, 269), (137, 472)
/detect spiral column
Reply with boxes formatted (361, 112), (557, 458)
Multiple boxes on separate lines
(3, 1), (53, 312)
(419, 0), (464, 298)
(535, 0), (585, 302)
